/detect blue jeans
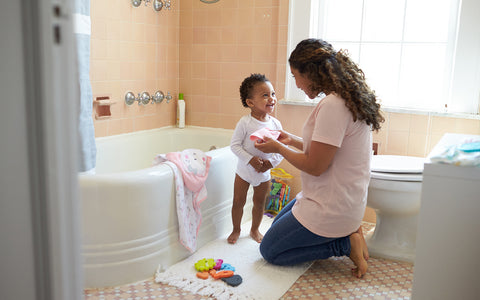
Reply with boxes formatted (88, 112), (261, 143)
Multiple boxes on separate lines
(260, 199), (351, 266)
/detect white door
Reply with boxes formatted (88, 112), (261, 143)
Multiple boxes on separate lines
(0, 0), (83, 299)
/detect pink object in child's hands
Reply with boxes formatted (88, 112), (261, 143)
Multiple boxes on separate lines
(249, 128), (281, 142)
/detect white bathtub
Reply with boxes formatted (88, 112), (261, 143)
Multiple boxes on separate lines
(79, 126), (253, 288)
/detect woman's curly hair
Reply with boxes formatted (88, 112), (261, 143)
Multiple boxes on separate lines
(239, 73), (269, 108)
(289, 39), (384, 131)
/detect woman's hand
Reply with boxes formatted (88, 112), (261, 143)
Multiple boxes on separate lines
(274, 130), (304, 151)
(276, 130), (292, 145)
(254, 137), (282, 154)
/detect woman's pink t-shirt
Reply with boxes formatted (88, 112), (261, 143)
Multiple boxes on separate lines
(292, 94), (372, 237)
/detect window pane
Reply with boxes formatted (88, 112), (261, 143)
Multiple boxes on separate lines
(330, 42), (361, 63)
(398, 44), (447, 110)
(363, 0), (405, 42)
(359, 43), (402, 107)
(297, 0), (477, 114)
(323, 0), (363, 41)
(404, 0), (451, 42)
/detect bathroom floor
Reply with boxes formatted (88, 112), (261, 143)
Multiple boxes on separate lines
(84, 223), (414, 300)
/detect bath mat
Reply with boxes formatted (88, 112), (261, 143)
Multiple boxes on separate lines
(154, 217), (312, 300)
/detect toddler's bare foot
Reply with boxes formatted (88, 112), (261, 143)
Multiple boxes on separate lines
(356, 225), (369, 261)
(250, 230), (264, 243)
(349, 232), (368, 278)
(227, 230), (241, 244)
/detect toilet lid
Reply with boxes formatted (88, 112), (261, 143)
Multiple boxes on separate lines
(371, 155), (425, 182)
(371, 155), (425, 173)
(371, 171), (423, 181)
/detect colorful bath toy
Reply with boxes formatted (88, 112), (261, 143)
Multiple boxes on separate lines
(220, 263), (235, 272)
(222, 274), (243, 287)
(196, 271), (209, 280)
(213, 259), (223, 270)
(212, 270), (234, 280)
(194, 258), (215, 272)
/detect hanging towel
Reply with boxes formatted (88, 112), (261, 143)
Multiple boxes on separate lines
(74, 0), (96, 172)
(153, 149), (212, 252)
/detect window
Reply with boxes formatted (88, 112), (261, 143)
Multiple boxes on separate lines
(285, 0), (480, 115)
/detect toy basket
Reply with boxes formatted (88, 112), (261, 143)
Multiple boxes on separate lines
(265, 168), (293, 216)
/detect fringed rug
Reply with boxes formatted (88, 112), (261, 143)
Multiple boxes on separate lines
(155, 217), (312, 300)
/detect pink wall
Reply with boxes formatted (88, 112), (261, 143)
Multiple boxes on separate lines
(90, 0), (479, 223)
(90, 0), (179, 137)
(90, 0), (480, 153)
(178, 0), (288, 128)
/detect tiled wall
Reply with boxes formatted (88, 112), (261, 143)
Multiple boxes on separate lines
(90, 0), (479, 149)
(90, 0), (179, 137)
(373, 112), (480, 157)
(90, 0), (479, 223)
(178, 0), (288, 128)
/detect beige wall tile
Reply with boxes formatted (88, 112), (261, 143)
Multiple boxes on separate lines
(430, 116), (456, 135)
(386, 131), (409, 155)
(455, 118), (480, 135)
(372, 130), (387, 155)
(407, 133), (428, 157)
(389, 112), (411, 132)
(410, 114), (429, 134)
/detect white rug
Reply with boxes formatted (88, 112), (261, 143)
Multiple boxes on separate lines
(155, 217), (312, 300)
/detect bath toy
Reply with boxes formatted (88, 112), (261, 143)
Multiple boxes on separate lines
(208, 269), (217, 277)
(270, 182), (283, 195)
(194, 258), (215, 272)
(213, 259), (223, 270)
(212, 270), (234, 280)
(196, 271), (209, 280)
(220, 263), (235, 272)
(222, 274), (243, 287)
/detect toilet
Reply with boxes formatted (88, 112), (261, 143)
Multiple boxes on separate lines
(366, 155), (425, 263)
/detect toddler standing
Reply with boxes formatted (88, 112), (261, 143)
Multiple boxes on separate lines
(228, 74), (283, 244)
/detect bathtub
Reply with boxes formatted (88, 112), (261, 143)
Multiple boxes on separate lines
(79, 126), (253, 288)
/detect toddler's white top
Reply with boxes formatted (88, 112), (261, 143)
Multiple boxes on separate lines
(230, 114), (283, 186)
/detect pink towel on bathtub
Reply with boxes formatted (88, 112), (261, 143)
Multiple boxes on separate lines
(153, 149), (212, 252)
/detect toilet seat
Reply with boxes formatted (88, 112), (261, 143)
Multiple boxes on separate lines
(371, 155), (425, 182)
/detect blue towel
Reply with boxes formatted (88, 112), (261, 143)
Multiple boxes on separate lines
(74, 0), (96, 172)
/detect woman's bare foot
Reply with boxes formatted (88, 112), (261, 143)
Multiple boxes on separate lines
(227, 230), (241, 244)
(250, 230), (264, 243)
(356, 225), (369, 261)
(349, 232), (368, 278)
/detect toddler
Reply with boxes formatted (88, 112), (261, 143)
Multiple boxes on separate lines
(228, 73), (283, 244)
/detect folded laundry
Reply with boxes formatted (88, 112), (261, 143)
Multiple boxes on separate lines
(430, 140), (480, 167)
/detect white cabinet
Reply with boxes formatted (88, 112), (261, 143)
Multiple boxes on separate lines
(412, 134), (480, 300)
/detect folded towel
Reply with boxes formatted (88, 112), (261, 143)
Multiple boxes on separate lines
(429, 140), (480, 167)
(249, 127), (281, 142)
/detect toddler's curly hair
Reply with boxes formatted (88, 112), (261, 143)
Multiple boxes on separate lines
(239, 73), (270, 108)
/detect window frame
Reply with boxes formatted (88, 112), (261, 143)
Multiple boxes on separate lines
(283, 0), (480, 117)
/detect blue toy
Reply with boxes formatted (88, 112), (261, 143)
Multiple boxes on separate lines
(220, 263), (235, 272)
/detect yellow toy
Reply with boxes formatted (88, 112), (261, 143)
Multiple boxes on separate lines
(194, 258), (215, 272)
